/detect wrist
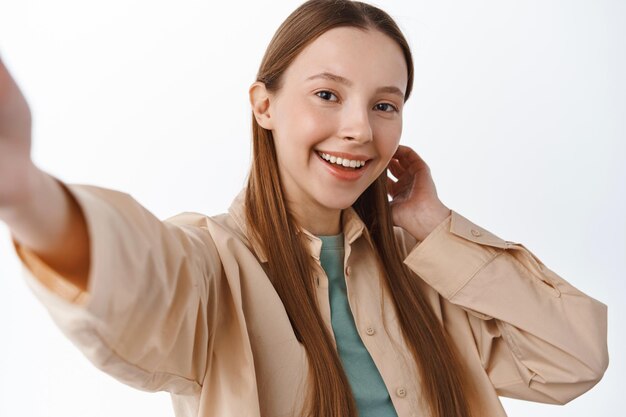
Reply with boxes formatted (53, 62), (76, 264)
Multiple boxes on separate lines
(0, 158), (40, 221)
(410, 204), (451, 242)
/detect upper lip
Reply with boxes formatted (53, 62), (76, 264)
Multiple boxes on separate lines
(316, 150), (374, 161)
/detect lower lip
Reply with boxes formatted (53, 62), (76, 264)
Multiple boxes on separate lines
(315, 152), (370, 181)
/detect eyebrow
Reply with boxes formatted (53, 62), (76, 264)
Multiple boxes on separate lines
(306, 71), (405, 99)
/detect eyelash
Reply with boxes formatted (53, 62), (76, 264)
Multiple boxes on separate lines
(315, 90), (399, 113)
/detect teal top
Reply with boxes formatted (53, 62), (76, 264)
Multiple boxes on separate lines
(318, 233), (398, 417)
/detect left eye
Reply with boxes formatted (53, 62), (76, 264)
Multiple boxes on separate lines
(316, 90), (338, 101)
(375, 103), (397, 112)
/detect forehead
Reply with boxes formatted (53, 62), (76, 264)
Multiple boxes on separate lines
(282, 26), (408, 93)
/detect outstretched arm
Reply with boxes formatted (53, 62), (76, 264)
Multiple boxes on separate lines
(0, 57), (89, 290)
(1, 55), (222, 395)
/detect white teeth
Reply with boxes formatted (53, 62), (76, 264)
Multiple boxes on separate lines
(318, 152), (366, 169)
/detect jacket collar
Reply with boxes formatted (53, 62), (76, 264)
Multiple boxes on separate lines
(228, 187), (371, 263)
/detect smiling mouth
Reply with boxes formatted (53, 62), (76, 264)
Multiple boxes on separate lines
(315, 151), (369, 170)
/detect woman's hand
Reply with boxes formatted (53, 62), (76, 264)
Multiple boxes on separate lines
(386, 144), (451, 241)
(0, 55), (34, 208)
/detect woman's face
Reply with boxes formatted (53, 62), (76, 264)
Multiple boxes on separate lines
(251, 27), (408, 231)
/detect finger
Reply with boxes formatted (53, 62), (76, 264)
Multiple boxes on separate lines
(387, 158), (405, 178)
(386, 174), (397, 196)
(394, 145), (427, 170)
(393, 144), (422, 163)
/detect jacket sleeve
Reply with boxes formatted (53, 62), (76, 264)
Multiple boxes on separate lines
(398, 209), (609, 405)
(10, 179), (223, 395)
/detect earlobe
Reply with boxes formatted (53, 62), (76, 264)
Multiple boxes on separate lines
(249, 81), (273, 130)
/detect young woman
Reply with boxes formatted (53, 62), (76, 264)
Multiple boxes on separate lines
(0, 1), (608, 416)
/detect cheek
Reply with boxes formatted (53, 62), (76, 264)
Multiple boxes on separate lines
(273, 102), (335, 162)
(285, 101), (337, 146)
(374, 123), (402, 158)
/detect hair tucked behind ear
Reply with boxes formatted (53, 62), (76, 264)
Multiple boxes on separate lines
(245, 1), (478, 416)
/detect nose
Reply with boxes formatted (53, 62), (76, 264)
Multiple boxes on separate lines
(339, 103), (373, 144)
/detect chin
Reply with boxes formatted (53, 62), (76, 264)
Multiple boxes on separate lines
(315, 190), (362, 211)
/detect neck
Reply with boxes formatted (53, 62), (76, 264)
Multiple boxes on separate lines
(290, 204), (342, 236)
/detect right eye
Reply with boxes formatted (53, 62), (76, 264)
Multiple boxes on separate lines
(315, 90), (339, 102)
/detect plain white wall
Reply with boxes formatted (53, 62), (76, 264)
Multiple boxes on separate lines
(0, 0), (623, 416)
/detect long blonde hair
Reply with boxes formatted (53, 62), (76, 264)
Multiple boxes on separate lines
(244, 1), (476, 416)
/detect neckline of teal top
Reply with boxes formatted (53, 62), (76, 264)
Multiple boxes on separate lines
(317, 233), (344, 250)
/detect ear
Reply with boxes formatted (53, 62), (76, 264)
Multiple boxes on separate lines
(249, 81), (274, 130)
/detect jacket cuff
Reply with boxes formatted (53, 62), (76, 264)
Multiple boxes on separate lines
(8, 181), (116, 308)
(12, 237), (90, 305)
(403, 209), (512, 300)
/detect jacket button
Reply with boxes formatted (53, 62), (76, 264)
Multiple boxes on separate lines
(365, 326), (375, 336)
(470, 229), (481, 237)
(346, 266), (352, 276)
(396, 387), (407, 397)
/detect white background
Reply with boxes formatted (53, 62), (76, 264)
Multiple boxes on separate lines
(0, 0), (624, 416)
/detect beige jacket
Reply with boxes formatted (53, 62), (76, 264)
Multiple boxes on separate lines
(12, 182), (608, 417)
